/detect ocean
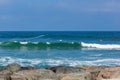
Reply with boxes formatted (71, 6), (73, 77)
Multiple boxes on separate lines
(0, 31), (120, 68)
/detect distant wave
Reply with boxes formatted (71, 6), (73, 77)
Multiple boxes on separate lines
(0, 41), (120, 50)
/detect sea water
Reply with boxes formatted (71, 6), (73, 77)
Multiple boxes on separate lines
(0, 31), (120, 68)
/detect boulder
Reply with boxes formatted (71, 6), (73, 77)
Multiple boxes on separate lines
(58, 72), (91, 80)
(0, 63), (120, 80)
(48, 66), (85, 74)
(20, 66), (35, 70)
(11, 69), (58, 80)
(4, 63), (21, 73)
(78, 66), (107, 71)
(0, 70), (12, 80)
(97, 67), (120, 80)
(90, 71), (100, 80)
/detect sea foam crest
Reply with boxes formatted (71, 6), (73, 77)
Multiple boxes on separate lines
(46, 42), (50, 44)
(20, 42), (28, 45)
(81, 42), (120, 49)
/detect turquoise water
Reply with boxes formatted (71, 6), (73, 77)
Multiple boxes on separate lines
(0, 31), (120, 68)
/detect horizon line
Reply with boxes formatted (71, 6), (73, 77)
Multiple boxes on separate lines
(0, 30), (119, 32)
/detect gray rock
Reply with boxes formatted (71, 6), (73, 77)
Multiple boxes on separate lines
(5, 63), (21, 73)
(20, 66), (35, 70)
(48, 66), (85, 74)
(11, 69), (58, 80)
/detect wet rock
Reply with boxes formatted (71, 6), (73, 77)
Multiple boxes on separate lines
(11, 69), (58, 80)
(48, 66), (85, 74)
(20, 66), (35, 70)
(5, 63), (21, 73)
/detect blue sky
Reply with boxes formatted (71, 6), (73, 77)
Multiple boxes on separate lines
(0, 0), (120, 31)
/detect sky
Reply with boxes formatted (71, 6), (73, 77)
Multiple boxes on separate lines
(0, 0), (120, 31)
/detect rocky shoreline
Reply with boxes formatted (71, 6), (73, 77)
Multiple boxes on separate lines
(0, 63), (120, 80)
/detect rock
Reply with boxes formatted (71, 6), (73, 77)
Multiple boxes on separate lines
(0, 63), (120, 80)
(10, 74), (26, 80)
(0, 70), (12, 80)
(5, 63), (21, 73)
(52, 66), (91, 80)
(48, 66), (85, 74)
(77, 66), (107, 72)
(90, 71), (100, 80)
(102, 78), (120, 80)
(97, 67), (120, 80)
(76, 66), (107, 80)
(20, 66), (35, 70)
(107, 67), (120, 78)
(58, 72), (91, 80)
(11, 69), (58, 80)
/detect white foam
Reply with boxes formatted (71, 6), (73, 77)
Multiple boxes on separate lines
(46, 42), (50, 45)
(0, 57), (120, 67)
(59, 40), (62, 42)
(81, 42), (120, 50)
(20, 42), (28, 45)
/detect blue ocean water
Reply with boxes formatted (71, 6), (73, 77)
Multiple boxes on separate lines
(0, 31), (120, 68)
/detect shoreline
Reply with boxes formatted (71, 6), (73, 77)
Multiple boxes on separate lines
(0, 63), (120, 80)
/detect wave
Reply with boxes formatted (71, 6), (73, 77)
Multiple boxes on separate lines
(81, 42), (120, 50)
(0, 41), (120, 50)
(0, 41), (81, 49)
(0, 57), (120, 67)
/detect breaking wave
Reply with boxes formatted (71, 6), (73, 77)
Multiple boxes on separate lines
(81, 42), (120, 50)
(0, 57), (120, 68)
(0, 41), (120, 50)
